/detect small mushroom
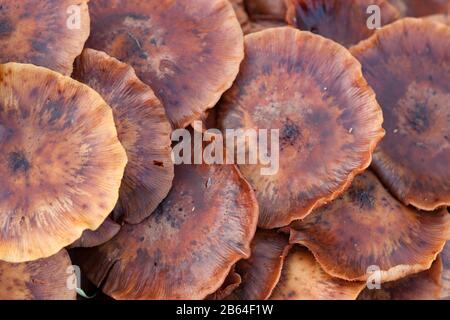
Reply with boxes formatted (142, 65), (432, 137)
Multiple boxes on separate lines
(288, 171), (450, 282)
(350, 18), (450, 210)
(68, 217), (121, 249)
(285, 0), (400, 47)
(226, 230), (290, 300)
(244, 0), (287, 21)
(74, 163), (258, 299)
(271, 246), (366, 300)
(358, 256), (443, 300)
(0, 0), (90, 75)
(0, 249), (76, 300)
(87, 0), (244, 128)
(218, 27), (384, 228)
(0, 63), (127, 262)
(73, 49), (174, 224)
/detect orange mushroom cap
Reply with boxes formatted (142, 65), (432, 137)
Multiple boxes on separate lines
(0, 249), (76, 300)
(0, 0), (90, 75)
(271, 245), (366, 300)
(218, 27), (384, 228)
(87, 0), (244, 128)
(226, 229), (290, 300)
(74, 163), (258, 300)
(350, 18), (450, 210)
(288, 170), (450, 282)
(0, 63), (127, 262)
(73, 49), (174, 224)
(285, 0), (400, 47)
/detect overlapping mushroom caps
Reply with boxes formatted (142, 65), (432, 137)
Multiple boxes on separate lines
(226, 230), (290, 300)
(0, 63), (127, 263)
(218, 27), (384, 228)
(74, 163), (258, 299)
(73, 49), (173, 224)
(285, 0), (400, 47)
(0, 249), (76, 300)
(350, 18), (450, 210)
(86, 0), (244, 128)
(230, 0), (252, 33)
(288, 171), (450, 282)
(271, 246), (366, 300)
(69, 217), (121, 249)
(0, 0), (90, 75)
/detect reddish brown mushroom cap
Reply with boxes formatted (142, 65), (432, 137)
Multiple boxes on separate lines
(75, 163), (258, 300)
(207, 267), (242, 300)
(350, 18), (450, 210)
(271, 246), (366, 300)
(358, 256), (443, 300)
(0, 63), (127, 263)
(73, 49), (174, 224)
(289, 171), (450, 282)
(218, 27), (384, 228)
(226, 230), (290, 300)
(0, 249), (76, 300)
(69, 217), (121, 249)
(285, 0), (400, 47)
(87, 0), (244, 128)
(0, 0), (90, 75)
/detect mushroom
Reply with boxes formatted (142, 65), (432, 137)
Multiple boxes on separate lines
(288, 170), (450, 282)
(226, 230), (290, 300)
(217, 27), (384, 228)
(0, 249), (76, 300)
(285, 0), (400, 47)
(350, 18), (450, 210)
(271, 246), (366, 300)
(358, 256), (443, 300)
(0, 0), (90, 75)
(73, 163), (258, 299)
(73, 49), (174, 224)
(0, 62), (127, 263)
(68, 217), (121, 249)
(244, 0), (287, 21)
(86, 0), (244, 128)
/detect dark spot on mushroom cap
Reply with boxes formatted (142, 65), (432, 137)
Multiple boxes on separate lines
(0, 18), (12, 37)
(8, 152), (30, 173)
(348, 183), (376, 210)
(280, 119), (301, 147)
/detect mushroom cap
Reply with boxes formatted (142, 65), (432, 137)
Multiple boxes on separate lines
(0, 249), (76, 300)
(246, 20), (287, 34)
(350, 18), (450, 210)
(402, 0), (450, 17)
(207, 267), (242, 300)
(424, 13), (450, 26)
(245, 0), (287, 21)
(87, 0), (244, 128)
(441, 241), (450, 299)
(0, 0), (90, 75)
(271, 246), (366, 300)
(230, 0), (252, 33)
(285, 0), (400, 47)
(217, 27), (384, 228)
(0, 63), (127, 263)
(226, 229), (290, 300)
(289, 170), (450, 282)
(73, 49), (174, 224)
(74, 163), (258, 300)
(68, 217), (121, 249)
(358, 256), (443, 300)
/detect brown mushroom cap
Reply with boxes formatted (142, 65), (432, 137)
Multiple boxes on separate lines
(226, 229), (290, 300)
(87, 0), (244, 128)
(246, 19), (287, 34)
(74, 163), (258, 300)
(350, 18), (450, 210)
(0, 249), (76, 300)
(0, 63), (127, 263)
(271, 246), (366, 300)
(207, 267), (242, 300)
(0, 0), (90, 75)
(73, 49), (174, 224)
(68, 217), (121, 249)
(245, 0), (287, 21)
(289, 170), (450, 282)
(217, 27), (384, 228)
(358, 256), (443, 300)
(285, 0), (400, 47)
(401, 0), (450, 17)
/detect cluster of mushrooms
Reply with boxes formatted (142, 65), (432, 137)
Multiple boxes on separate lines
(0, 0), (449, 300)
